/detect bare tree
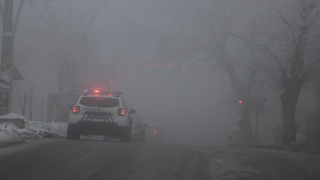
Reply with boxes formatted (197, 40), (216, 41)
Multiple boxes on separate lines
(155, 0), (267, 141)
(21, 1), (107, 94)
(260, 0), (320, 145)
(17, 2), (106, 122)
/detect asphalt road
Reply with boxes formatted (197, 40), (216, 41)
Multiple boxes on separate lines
(0, 139), (319, 180)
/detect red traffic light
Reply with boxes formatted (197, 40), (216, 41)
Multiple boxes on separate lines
(238, 99), (243, 104)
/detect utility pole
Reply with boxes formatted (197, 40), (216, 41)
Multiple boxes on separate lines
(318, 63), (320, 129)
(0, 0), (13, 116)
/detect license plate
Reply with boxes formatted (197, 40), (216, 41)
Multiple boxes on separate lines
(89, 114), (108, 119)
(91, 119), (104, 122)
(81, 114), (114, 122)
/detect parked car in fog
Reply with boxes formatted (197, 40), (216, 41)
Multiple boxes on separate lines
(144, 123), (164, 143)
(131, 116), (146, 142)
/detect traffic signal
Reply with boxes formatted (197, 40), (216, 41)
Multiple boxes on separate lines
(238, 99), (243, 114)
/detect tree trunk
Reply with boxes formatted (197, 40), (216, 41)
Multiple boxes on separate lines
(22, 92), (26, 116)
(222, 59), (254, 142)
(280, 88), (301, 145)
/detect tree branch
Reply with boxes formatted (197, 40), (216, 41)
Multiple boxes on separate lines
(273, 2), (297, 45)
(230, 32), (283, 68)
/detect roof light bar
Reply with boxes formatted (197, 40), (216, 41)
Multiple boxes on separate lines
(83, 90), (122, 96)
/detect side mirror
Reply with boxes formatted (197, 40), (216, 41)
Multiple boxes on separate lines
(129, 109), (136, 114)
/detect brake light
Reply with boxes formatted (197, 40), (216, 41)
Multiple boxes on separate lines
(153, 131), (157, 134)
(108, 94), (112, 96)
(72, 106), (80, 114)
(94, 90), (100, 93)
(117, 108), (125, 116)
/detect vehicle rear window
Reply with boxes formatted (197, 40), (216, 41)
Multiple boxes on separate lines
(79, 97), (119, 108)
(145, 125), (154, 129)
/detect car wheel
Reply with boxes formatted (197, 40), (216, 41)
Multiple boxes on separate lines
(67, 126), (80, 140)
(119, 127), (131, 142)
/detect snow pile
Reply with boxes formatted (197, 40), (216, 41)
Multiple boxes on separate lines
(23, 121), (67, 138)
(0, 113), (67, 146)
(0, 113), (29, 121)
(0, 122), (22, 145)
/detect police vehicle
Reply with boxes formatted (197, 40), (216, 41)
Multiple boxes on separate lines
(67, 90), (136, 142)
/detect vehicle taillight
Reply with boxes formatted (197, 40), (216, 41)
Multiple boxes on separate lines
(92, 90), (99, 96)
(117, 108), (125, 116)
(72, 106), (80, 114)
(153, 131), (157, 134)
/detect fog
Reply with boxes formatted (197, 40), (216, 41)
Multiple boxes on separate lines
(2, 0), (319, 145)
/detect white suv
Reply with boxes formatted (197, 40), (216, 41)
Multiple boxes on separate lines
(67, 90), (136, 142)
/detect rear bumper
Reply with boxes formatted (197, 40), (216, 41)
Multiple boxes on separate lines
(68, 122), (123, 136)
(68, 114), (129, 126)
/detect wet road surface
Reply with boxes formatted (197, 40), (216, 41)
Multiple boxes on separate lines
(0, 139), (318, 180)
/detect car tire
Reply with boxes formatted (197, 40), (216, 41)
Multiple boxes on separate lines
(119, 127), (131, 142)
(67, 126), (80, 140)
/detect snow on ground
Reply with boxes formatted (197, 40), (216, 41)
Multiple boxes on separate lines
(0, 113), (67, 147)
(0, 113), (30, 120)
(0, 122), (22, 144)
(22, 120), (67, 138)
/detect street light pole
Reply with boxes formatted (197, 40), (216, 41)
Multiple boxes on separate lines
(0, 0), (13, 115)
